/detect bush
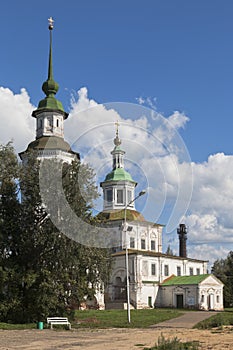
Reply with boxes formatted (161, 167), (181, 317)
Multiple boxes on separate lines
(144, 334), (200, 350)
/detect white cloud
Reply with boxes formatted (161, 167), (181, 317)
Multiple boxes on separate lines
(0, 85), (232, 264)
(0, 87), (35, 154)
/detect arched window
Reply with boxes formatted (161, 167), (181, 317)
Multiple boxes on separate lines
(57, 119), (59, 127)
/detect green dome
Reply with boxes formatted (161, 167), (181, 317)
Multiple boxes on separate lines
(104, 168), (136, 183)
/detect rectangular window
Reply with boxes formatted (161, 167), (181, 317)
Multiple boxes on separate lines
(164, 265), (169, 276)
(196, 268), (200, 275)
(131, 260), (135, 275)
(189, 267), (193, 276)
(141, 239), (146, 250)
(151, 240), (155, 251)
(217, 295), (220, 303)
(201, 295), (205, 303)
(130, 237), (135, 248)
(177, 266), (181, 276)
(148, 296), (152, 307)
(106, 189), (113, 202)
(127, 190), (132, 204)
(151, 263), (156, 276)
(117, 189), (123, 203)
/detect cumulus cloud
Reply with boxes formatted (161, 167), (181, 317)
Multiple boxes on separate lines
(0, 87), (35, 154)
(0, 85), (232, 264)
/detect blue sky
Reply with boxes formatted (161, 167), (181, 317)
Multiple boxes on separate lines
(1, 0), (233, 161)
(1, 0), (233, 265)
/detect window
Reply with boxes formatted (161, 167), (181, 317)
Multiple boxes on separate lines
(148, 296), (152, 307)
(127, 190), (132, 203)
(217, 295), (220, 303)
(151, 263), (156, 276)
(106, 189), (113, 202)
(131, 260), (135, 275)
(39, 119), (43, 128)
(117, 189), (123, 203)
(177, 266), (181, 276)
(141, 239), (146, 250)
(56, 119), (59, 127)
(201, 295), (205, 303)
(130, 237), (135, 248)
(189, 268), (193, 276)
(196, 268), (200, 275)
(151, 240), (155, 251)
(164, 265), (169, 276)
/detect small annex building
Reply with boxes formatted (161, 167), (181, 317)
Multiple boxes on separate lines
(157, 274), (224, 310)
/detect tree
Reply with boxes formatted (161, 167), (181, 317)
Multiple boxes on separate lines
(0, 146), (112, 323)
(212, 251), (233, 307)
(166, 245), (174, 256)
(0, 142), (21, 321)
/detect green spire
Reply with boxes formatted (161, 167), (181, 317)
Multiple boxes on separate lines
(35, 17), (66, 114)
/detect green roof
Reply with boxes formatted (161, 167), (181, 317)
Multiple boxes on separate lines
(162, 274), (210, 286)
(104, 168), (136, 183)
(32, 23), (67, 117)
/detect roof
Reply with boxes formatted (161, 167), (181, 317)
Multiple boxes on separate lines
(19, 136), (79, 158)
(161, 274), (210, 286)
(103, 168), (136, 183)
(112, 250), (207, 263)
(32, 22), (67, 117)
(97, 209), (145, 222)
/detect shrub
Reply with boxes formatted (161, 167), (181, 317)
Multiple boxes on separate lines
(144, 334), (200, 350)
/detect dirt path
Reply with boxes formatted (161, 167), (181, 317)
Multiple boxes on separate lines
(0, 327), (233, 350)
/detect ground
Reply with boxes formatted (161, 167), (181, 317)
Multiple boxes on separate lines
(0, 327), (233, 350)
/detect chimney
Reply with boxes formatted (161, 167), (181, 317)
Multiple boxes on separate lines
(177, 224), (187, 258)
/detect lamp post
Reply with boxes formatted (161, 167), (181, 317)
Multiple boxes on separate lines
(124, 190), (146, 323)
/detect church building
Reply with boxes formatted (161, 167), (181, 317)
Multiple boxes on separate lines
(99, 129), (224, 311)
(20, 19), (224, 312)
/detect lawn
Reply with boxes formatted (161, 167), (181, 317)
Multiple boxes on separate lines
(194, 308), (233, 329)
(0, 309), (182, 330)
(73, 308), (183, 328)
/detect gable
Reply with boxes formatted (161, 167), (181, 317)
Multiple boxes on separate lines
(199, 274), (224, 286)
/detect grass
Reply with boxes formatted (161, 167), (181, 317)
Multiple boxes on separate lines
(0, 323), (36, 330)
(72, 308), (183, 328)
(194, 309), (233, 329)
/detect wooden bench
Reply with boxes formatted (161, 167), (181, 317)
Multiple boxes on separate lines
(47, 317), (71, 330)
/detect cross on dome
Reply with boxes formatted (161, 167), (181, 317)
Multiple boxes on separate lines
(114, 120), (121, 146)
(48, 17), (54, 30)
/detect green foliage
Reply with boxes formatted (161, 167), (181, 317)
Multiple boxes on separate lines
(194, 310), (233, 329)
(165, 245), (174, 256)
(212, 251), (233, 307)
(0, 144), (112, 323)
(144, 334), (200, 350)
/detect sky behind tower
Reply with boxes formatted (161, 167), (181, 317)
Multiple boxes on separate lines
(0, 0), (233, 266)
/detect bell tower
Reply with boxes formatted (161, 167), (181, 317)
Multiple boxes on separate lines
(100, 123), (137, 212)
(19, 17), (79, 163)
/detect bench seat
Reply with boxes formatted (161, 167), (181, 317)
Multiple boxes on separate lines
(47, 317), (71, 329)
